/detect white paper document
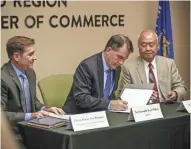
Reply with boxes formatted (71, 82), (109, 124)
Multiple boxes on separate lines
(49, 113), (70, 121)
(111, 88), (153, 113)
(176, 100), (191, 113)
(110, 109), (131, 113)
(182, 100), (191, 113)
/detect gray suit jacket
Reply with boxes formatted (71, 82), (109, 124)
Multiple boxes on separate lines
(121, 56), (187, 101)
(62, 52), (121, 114)
(1, 61), (44, 134)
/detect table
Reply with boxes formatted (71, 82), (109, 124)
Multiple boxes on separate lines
(18, 103), (190, 149)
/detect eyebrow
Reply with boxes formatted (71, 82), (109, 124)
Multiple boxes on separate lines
(141, 41), (155, 43)
(117, 54), (125, 59)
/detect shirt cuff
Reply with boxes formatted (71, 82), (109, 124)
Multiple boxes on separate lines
(25, 113), (32, 121)
(173, 91), (178, 101)
(41, 106), (46, 110)
(107, 101), (111, 110)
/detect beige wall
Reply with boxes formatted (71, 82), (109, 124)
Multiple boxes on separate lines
(1, 1), (190, 102)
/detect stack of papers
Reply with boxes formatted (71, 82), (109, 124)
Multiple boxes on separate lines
(28, 116), (68, 129)
(48, 113), (71, 120)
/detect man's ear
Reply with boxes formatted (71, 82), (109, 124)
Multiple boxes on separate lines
(12, 52), (20, 62)
(106, 47), (112, 55)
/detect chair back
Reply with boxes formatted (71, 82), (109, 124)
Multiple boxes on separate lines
(38, 74), (73, 108)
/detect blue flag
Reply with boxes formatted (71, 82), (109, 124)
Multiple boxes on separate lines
(155, 0), (174, 59)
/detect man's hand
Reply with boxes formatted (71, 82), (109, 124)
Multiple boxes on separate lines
(43, 107), (65, 115)
(166, 91), (177, 102)
(110, 100), (128, 111)
(31, 111), (51, 119)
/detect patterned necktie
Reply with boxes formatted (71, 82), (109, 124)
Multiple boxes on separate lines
(148, 63), (160, 103)
(104, 69), (112, 99)
(20, 74), (31, 112)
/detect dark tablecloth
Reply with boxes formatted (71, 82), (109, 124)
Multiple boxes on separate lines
(18, 103), (190, 149)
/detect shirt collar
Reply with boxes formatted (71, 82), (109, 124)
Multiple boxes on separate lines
(11, 63), (25, 77)
(102, 52), (110, 72)
(142, 57), (157, 69)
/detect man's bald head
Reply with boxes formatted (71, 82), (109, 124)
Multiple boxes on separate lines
(138, 30), (158, 44)
(138, 30), (159, 62)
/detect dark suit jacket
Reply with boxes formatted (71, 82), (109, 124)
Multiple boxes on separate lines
(62, 52), (121, 114)
(1, 61), (44, 135)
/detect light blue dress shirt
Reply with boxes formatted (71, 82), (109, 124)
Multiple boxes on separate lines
(11, 64), (32, 120)
(102, 53), (115, 93)
(102, 53), (115, 109)
(12, 64), (46, 120)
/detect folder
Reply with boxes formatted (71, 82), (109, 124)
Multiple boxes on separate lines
(28, 116), (68, 129)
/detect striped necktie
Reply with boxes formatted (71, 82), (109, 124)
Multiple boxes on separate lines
(20, 74), (31, 112)
(148, 63), (160, 103)
(104, 69), (112, 99)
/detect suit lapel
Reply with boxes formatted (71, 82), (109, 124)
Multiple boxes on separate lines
(136, 57), (147, 83)
(26, 71), (35, 112)
(7, 62), (27, 112)
(155, 56), (164, 80)
(97, 53), (104, 97)
(109, 68), (120, 99)
(155, 56), (166, 99)
(113, 69), (118, 90)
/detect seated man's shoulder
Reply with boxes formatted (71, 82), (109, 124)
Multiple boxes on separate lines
(1, 64), (12, 87)
(1, 62), (8, 70)
(122, 56), (139, 68)
(78, 53), (100, 68)
(1, 63), (10, 77)
(156, 56), (175, 64)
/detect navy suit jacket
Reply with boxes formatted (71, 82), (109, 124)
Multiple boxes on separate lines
(62, 52), (121, 114)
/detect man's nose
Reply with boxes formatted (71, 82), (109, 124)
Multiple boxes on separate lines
(33, 55), (37, 60)
(146, 45), (151, 51)
(119, 59), (124, 65)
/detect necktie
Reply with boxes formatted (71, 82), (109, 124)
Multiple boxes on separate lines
(20, 74), (31, 112)
(148, 63), (160, 103)
(104, 69), (112, 99)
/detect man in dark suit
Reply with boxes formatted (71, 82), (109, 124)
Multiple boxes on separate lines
(63, 34), (134, 114)
(1, 36), (64, 145)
